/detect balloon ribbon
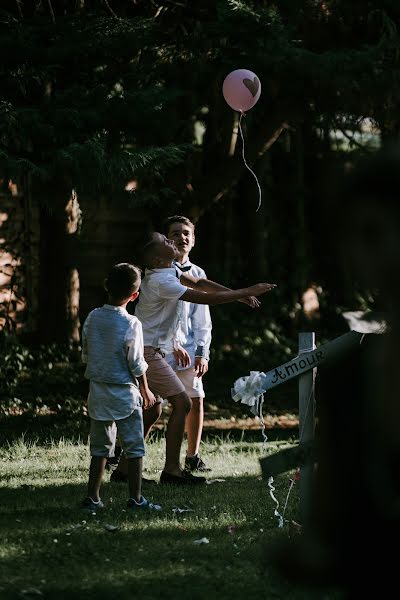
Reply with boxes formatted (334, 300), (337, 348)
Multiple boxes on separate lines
(238, 112), (262, 212)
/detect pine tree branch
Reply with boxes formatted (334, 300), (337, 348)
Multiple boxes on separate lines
(46, 0), (55, 23)
(103, 0), (119, 20)
(15, 0), (23, 18)
(335, 126), (365, 150)
(258, 123), (289, 156)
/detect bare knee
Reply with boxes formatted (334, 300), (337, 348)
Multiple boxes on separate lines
(190, 397), (202, 413)
(170, 392), (192, 414)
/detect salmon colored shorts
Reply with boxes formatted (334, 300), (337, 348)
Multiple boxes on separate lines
(144, 346), (185, 399)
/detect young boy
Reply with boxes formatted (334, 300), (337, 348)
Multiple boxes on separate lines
(164, 215), (212, 472)
(132, 233), (276, 486)
(81, 263), (161, 512)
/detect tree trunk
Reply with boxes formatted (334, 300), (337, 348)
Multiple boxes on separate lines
(38, 186), (81, 346)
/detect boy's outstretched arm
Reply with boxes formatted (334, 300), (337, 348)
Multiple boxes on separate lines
(181, 274), (265, 307)
(180, 282), (276, 306)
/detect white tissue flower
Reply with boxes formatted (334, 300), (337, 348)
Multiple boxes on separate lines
(231, 371), (266, 407)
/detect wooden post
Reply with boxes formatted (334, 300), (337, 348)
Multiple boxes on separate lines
(298, 332), (316, 523)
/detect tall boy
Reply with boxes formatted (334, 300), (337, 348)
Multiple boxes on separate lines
(164, 215), (212, 472)
(133, 233), (276, 486)
(81, 263), (161, 512)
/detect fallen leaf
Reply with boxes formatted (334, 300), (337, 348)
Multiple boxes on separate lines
(172, 506), (194, 514)
(103, 524), (119, 532)
(19, 589), (43, 598)
(193, 537), (210, 545)
(205, 479), (226, 485)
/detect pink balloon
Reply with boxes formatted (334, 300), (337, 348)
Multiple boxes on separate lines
(222, 69), (261, 113)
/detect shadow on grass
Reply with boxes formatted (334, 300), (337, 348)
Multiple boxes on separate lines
(0, 477), (338, 600)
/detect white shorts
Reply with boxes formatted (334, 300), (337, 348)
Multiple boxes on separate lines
(176, 368), (205, 399)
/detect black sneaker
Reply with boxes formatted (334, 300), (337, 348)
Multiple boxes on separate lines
(185, 455), (211, 472)
(110, 471), (157, 485)
(160, 470), (206, 486)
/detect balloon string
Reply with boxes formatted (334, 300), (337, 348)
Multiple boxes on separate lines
(257, 394), (268, 450)
(282, 477), (296, 518)
(268, 476), (284, 528)
(258, 395), (283, 528)
(238, 111), (262, 212)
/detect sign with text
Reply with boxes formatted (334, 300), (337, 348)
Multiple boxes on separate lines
(262, 331), (363, 391)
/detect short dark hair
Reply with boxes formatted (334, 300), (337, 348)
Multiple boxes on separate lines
(141, 232), (165, 268)
(105, 263), (141, 300)
(163, 215), (195, 235)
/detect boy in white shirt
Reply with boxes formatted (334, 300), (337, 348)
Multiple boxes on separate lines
(81, 263), (161, 512)
(132, 233), (276, 486)
(164, 215), (212, 472)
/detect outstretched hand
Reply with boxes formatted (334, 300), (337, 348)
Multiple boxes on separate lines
(239, 296), (261, 309)
(246, 283), (277, 298)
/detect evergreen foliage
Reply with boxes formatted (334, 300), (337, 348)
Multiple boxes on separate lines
(1, 1), (400, 341)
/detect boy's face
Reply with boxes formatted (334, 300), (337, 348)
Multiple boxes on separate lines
(167, 222), (195, 257)
(152, 233), (180, 262)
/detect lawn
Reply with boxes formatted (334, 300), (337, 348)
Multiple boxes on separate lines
(0, 434), (343, 600)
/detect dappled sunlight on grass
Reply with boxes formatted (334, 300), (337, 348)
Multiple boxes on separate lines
(0, 437), (342, 600)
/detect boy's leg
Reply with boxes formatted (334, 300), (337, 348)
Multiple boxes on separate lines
(143, 347), (205, 479)
(164, 391), (192, 476)
(116, 411), (146, 501)
(87, 420), (116, 501)
(88, 456), (107, 502)
(186, 397), (204, 457)
(127, 457), (143, 502)
(112, 401), (162, 478)
(176, 368), (210, 470)
(115, 394), (191, 480)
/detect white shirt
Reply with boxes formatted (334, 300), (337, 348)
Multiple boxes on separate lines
(168, 260), (212, 371)
(82, 305), (147, 421)
(135, 266), (187, 351)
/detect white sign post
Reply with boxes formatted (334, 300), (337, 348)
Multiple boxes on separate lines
(261, 331), (363, 392)
(298, 332), (316, 523)
(233, 330), (365, 522)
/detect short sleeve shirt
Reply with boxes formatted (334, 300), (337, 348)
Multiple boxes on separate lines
(135, 267), (187, 350)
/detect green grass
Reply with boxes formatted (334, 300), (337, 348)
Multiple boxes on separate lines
(0, 436), (342, 600)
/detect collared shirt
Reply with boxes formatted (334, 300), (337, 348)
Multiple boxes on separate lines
(82, 304), (147, 420)
(135, 266), (187, 351)
(168, 260), (212, 371)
